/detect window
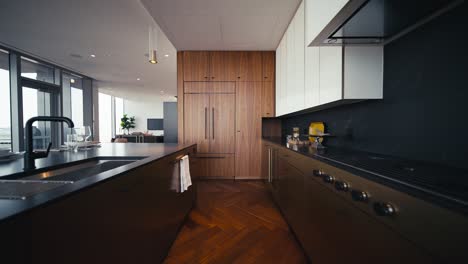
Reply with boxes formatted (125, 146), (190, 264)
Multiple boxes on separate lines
(0, 50), (11, 150)
(99, 92), (112, 143)
(22, 87), (56, 149)
(71, 87), (84, 128)
(21, 57), (56, 84)
(63, 72), (84, 128)
(115, 97), (124, 135)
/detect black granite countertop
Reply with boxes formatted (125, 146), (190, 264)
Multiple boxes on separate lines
(0, 143), (195, 221)
(263, 137), (468, 215)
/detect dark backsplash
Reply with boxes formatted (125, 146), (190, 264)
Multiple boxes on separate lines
(281, 3), (468, 169)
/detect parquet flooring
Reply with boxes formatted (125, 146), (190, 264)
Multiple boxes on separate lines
(163, 180), (308, 264)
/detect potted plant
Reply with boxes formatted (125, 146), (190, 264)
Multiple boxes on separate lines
(120, 114), (136, 135)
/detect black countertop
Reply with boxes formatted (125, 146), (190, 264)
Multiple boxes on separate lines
(0, 143), (195, 221)
(263, 137), (468, 215)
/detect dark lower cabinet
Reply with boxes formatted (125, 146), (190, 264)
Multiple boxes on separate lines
(0, 148), (195, 264)
(267, 145), (436, 264)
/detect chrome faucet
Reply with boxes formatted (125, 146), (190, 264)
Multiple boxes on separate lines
(24, 116), (75, 171)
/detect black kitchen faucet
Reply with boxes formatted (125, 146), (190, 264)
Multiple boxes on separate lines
(23, 116), (74, 171)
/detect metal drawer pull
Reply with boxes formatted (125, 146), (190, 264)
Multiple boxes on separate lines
(204, 107), (208, 139)
(373, 202), (396, 217)
(193, 156), (226, 159)
(212, 107), (215, 139)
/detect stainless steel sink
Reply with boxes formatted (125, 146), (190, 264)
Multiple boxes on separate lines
(21, 159), (136, 182)
(0, 158), (142, 200)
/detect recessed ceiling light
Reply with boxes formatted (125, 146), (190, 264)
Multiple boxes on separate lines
(90, 54), (96, 58)
(70, 79), (75, 84)
(164, 54), (169, 57)
(137, 78), (141, 81)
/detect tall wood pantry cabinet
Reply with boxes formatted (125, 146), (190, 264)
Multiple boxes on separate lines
(178, 51), (275, 179)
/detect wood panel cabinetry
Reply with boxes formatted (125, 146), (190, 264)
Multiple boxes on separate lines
(183, 51), (210, 81)
(184, 86), (235, 154)
(262, 81), (275, 117)
(210, 51), (240, 81)
(180, 51), (274, 179)
(183, 93), (210, 153)
(238, 51), (263, 81)
(236, 82), (262, 179)
(262, 51), (275, 81)
(191, 154), (235, 179)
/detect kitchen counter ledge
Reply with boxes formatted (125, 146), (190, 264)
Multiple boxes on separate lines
(0, 143), (196, 221)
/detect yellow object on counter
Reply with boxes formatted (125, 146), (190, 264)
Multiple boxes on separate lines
(309, 122), (325, 143)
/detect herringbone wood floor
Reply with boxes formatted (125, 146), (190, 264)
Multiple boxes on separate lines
(164, 180), (308, 264)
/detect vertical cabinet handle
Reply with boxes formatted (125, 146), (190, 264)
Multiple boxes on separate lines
(212, 107), (215, 139)
(204, 107), (208, 139)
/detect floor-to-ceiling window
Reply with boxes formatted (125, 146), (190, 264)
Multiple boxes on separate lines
(71, 79), (83, 128)
(0, 50), (11, 150)
(99, 92), (112, 143)
(115, 97), (124, 135)
(0, 46), (94, 151)
(21, 57), (56, 84)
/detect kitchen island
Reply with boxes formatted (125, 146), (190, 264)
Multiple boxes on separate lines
(0, 143), (196, 264)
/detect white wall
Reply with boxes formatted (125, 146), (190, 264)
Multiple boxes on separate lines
(123, 95), (176, 134)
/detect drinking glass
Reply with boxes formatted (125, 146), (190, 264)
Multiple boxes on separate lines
(66, 129), (79, 152)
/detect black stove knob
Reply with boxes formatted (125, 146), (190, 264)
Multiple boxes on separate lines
(322, 174), (335, 184)
(373, 202), (396, 217)
(335, 181), (349, 192)
(313, 169), (325, 177)
(351, 190), (369, 202)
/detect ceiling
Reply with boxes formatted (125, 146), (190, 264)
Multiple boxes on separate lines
(0, 0), (302, 99)
(0, 0), (177, 99)
(141, 0), (301, 50)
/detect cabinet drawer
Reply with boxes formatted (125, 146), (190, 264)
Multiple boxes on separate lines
(191, 154), (235, 179)
(184, 82), (235, 94)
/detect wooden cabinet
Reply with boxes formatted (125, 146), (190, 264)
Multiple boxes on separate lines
(262, 51), (275, 81)
(180, 51), (275, 179)
(236, 82), (262, 179)
(210, 93), (236, 153)
(191, 154), (235, 179)
(183, 93), (210, 153)
(261, 143), (270, 180)
(183, 51), (210, 81)
(262, 81), (275, 117)
(267, 143), (436, 263)
(300, 173), (433, 264)
(184, 87), (235, 154)
(238, 51), (263, 81)
(210, 51), (240, 81)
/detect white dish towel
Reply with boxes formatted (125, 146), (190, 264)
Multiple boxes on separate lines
(180, 155), (192, 192)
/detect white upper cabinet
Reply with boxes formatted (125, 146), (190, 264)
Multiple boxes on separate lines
(288, 1), (305, 114)
(276, 32), (288, 116)
(304, 46), (319, 108)
(276, 0), (382, 116)
(306, 0), (349, 46)
(318, 46), (342, 104)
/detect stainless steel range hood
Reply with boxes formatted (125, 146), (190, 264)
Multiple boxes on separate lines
(311, 0), (465, 46)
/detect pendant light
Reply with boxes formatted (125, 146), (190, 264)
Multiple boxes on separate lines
(148, 26), (158, 64)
